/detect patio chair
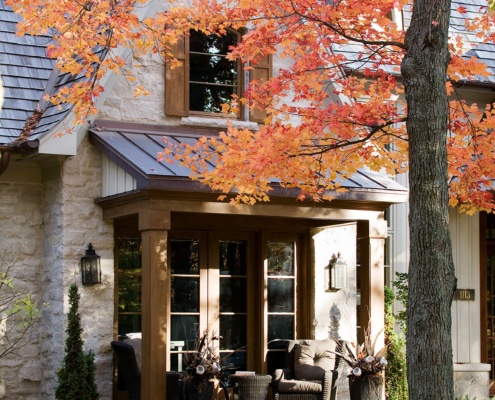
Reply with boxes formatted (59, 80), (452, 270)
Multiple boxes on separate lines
(111, 341), (141, 400)
(111, 340), (183, 400)
(272, 339), (344, 400)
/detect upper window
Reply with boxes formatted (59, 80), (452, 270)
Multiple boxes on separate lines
(165, 29), (272, 122)
(189, 29), (240, 114)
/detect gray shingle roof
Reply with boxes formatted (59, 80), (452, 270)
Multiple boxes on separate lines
(337, 1), (495, 85)
(0, 0), (80, 146)
(1, 0), (495, 148)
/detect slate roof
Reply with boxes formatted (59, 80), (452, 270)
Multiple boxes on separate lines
(89, 120), (408, 205)
(1, 0), (495, 150)
(0, 0), (79, 147)
(336, 0), (495, 86)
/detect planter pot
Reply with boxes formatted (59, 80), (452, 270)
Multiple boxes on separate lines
(179, 379), (215, 400)
(349, 375), (384, 400)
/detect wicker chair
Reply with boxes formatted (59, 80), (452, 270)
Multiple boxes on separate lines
(228, 374), (272, 400)
(272, 339), (344, 400)
(111, 340), (183, 399)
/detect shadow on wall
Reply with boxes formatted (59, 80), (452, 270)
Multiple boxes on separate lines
(329, 303), (341, 340)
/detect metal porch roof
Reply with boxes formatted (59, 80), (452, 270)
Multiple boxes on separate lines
(89, 120), (408, 206)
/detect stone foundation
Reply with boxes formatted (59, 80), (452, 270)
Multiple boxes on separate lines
(454, 363), (491, 400)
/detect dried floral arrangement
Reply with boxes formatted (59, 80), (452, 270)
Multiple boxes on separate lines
(333, 326), (388, 387)
(182, 328), (224, 394)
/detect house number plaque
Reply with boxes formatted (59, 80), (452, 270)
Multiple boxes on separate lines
(454, 289), (475, 301)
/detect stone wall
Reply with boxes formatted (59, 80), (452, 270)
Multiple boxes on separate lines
(454, 363), (491, 400)
(0, 181), (43, 399)
(311, 223), (357, 342)
(54, 136), (115, 399)
(99, 52), (168, 125)
(0, 134), (114, 399)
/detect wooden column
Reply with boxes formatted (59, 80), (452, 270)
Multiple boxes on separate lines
(139, 208), (171, 400)
(358, 218), (387, 349)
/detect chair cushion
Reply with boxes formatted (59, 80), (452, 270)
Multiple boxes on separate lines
(278, 379), (323, 393)
(293, 339), (335, 381)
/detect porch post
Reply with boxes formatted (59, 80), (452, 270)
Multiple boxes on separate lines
(358, 217), (387, 348)
(139, 208), (171, 400)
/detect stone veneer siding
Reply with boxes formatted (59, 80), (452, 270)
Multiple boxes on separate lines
(454, 363), (491, 400)
(0, 181), (44, 399)
(0, 135), (114, 399)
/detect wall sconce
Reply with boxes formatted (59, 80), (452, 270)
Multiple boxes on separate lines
(325, 252), (347, 292)
(81, 243), (101, 285)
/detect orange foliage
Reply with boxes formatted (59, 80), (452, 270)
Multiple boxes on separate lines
(8, 0), (495, 210)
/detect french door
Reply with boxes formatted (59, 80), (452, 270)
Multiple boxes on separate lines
(168, 231), (256, 372)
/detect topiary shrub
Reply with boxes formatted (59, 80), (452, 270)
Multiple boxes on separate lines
(384, 285), (408, 400)
(55, 283), (99, 400)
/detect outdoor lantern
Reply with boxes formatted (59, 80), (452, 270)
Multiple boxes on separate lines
(326, 252), (347, 291)
(81, 243), (101, 285)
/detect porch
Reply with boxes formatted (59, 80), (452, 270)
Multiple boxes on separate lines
(89, 120), (408, 399)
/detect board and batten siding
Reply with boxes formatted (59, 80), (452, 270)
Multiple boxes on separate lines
(450, 209), (481, 363)
(101, 155), (137, 197)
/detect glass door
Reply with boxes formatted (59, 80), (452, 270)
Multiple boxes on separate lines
(168, 231), (254, 372)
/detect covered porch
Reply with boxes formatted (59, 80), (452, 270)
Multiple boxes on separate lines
(89, 120), (408, 399)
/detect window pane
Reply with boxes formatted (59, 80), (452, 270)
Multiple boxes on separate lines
(118, 238), (142, 269)
(268, 315), (294, 342)
(189, 29), (239, 114)
(190, 83), (236, 113)
(190, 29), (237, 55)
(220, 315), (246, 351)
(221, 351), (246, 372)
(190, 53), (237, 85)
(118, 314), (141, 336)
(268, 278), (294, 312)
(171, 276), (199, 312)
(268, 241), (295, 276)
(220, 277), (246, 312)
(219, 240), (247, 275)
(118, 269), (142, 313)
(170, 239), (200, 274)
(118, 237), (142, 337)
(171, 315), (199, 348)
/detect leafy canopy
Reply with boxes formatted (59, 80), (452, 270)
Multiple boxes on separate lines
(8, 0), (495, 211)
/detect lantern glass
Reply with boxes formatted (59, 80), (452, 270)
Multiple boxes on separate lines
(81, 244), (101, 285)
(328, 253), (347, 291)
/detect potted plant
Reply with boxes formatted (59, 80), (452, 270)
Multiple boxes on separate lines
(333, 328), (388, 400)
(180, 328), (225, 400)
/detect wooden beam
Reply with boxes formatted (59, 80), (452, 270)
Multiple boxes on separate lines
(140, 209), (171, 400)
(358, 218), (387, 349)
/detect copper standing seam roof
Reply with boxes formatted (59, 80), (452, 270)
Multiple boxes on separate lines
(89, 119), (409, 206)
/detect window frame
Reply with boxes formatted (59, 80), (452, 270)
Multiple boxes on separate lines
(188, 28), (242, 118)
(165, 29), (271, 123)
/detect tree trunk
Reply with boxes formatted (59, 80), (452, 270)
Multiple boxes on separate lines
(401, 1), (457, 399)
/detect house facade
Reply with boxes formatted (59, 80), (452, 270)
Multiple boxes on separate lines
(0, 1), (492, 400)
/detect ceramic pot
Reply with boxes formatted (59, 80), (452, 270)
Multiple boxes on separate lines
(349, 375), (383, 400)
(179, 379), (214, 400)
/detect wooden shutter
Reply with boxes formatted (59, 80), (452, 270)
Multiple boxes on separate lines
(249, 55), (272, 123)
(165, 36), (189, 117)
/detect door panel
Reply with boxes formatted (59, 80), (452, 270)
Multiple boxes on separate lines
(168, 231), (254, 372)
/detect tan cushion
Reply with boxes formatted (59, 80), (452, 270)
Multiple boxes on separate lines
(293, 339), (335, 381)
(278, 379), (322, 393)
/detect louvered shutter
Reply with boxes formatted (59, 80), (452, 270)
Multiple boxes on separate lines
(165, 36), (189, 117)
(249, 54), (272, 123)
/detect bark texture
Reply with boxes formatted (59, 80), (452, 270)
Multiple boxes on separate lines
(401, 0), (457, 399)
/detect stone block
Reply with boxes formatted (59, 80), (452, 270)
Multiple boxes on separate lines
(454, 363), (491, 400)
